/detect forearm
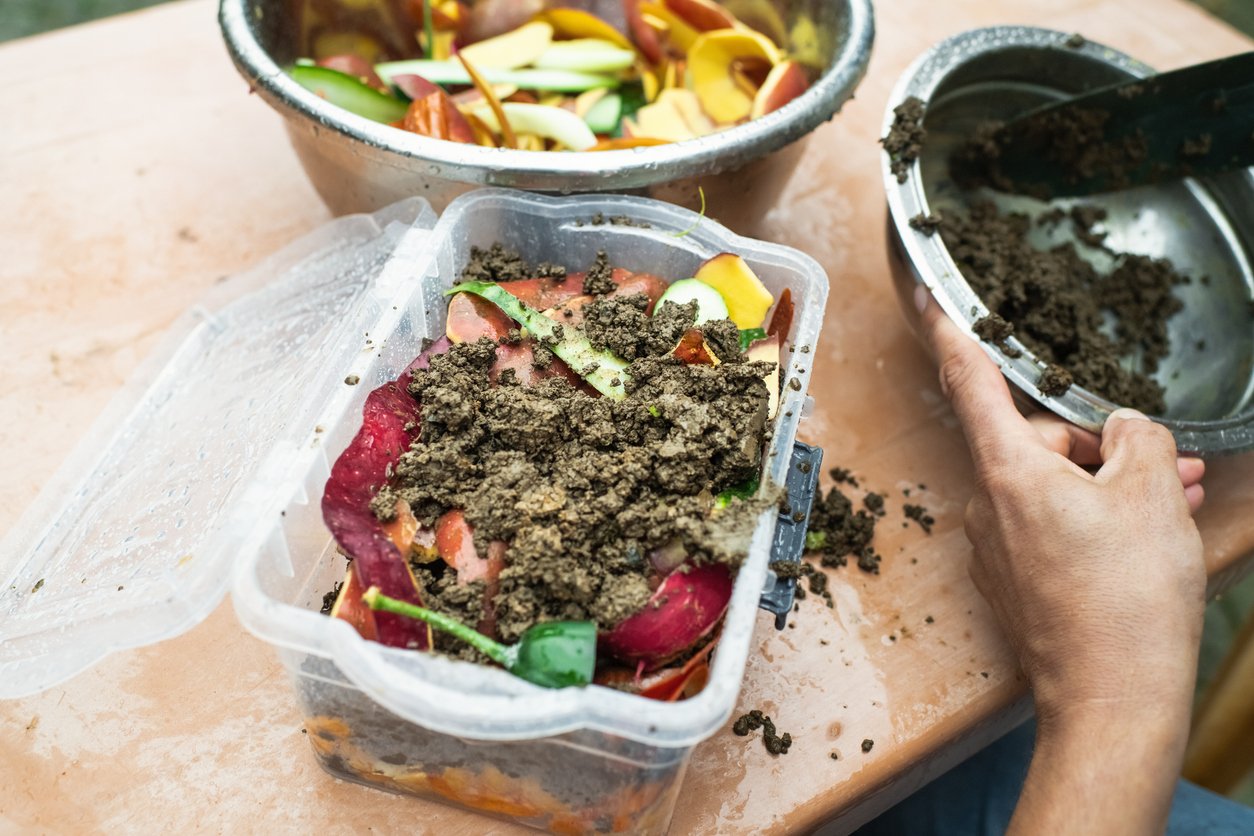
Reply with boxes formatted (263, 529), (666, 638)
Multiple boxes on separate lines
(1009, 703), (1192, 836)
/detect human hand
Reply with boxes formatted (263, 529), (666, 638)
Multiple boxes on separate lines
(917, 288), (1207, 723)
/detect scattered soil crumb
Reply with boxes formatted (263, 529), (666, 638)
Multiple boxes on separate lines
(861, 738), (875, 753)
(904, 504), (935, 535)
(770, 560), (803, 579)
(863, 492), (886, 517)
(344, 375), (360, 386)
(461, 243), (530, 283)
(972, 313), (1022, 358)
(925, 615), (935, 624)
(909, 213), (943, 235)
(1064, 33), (1086, 49)
(582, 250), (615, 296)
(830, 468), (859, 488)
(882, 97), (926, 183)
(31, 579), (44, 594)
(1069, 205), (1109, 249)
(733, 709), (793, 755)
(800, 563), (834, 608)
(807, 478), (880, 573)
(1038, 364), (1074, 397)
(320, 582), (343, 615)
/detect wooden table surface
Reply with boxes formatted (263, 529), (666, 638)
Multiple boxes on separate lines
(1, 1), (1252, 833)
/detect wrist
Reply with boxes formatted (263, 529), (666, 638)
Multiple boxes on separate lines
(1008, 698), (1191, 836)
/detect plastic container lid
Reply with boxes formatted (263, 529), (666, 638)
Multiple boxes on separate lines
(0, 198), (439, 698)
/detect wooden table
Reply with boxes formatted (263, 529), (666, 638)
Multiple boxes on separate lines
(1, 1), (1251, 832)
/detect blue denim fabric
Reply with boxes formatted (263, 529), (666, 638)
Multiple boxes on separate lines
(854, 721), (1254, 836)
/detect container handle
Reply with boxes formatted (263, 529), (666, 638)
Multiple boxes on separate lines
(758, 441), (823, 629)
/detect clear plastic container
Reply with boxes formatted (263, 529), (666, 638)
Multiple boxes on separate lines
(0, 189), (828, 834)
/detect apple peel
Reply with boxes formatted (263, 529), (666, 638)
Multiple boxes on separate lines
(750, 60), (809, 118)
(321, 339), (453, 651)
(600, 563), (734, 668)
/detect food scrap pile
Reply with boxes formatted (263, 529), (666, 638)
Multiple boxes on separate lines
(288, 0), (817, 151)
(322, 235), (795, 699)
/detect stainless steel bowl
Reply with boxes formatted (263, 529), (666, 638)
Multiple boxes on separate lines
(219, 0), (873, 215)
(883, 26), (1254, 455)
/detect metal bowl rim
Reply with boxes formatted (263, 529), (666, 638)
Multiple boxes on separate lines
(881, 25), (1254, 455)
(219, 0), (874, 190)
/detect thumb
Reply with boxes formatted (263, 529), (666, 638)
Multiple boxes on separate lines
(1096, 408), (1180, 489)
(918, 287), (1038, 469)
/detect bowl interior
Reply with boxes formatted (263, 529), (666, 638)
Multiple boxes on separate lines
(918, 45), (1254, 423)
(250, 0), (850, 69)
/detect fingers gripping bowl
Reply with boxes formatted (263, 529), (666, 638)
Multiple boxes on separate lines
(882, 27), (1254, 455)
(218, 0), (873, 214)
(233, 190), (828, 833)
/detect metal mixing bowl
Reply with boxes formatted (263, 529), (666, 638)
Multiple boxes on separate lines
(883, 26), (1254, 455)
(219, 0), (873, 215)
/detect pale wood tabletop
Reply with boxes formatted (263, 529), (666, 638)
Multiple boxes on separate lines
(1, 0), (1252, 833)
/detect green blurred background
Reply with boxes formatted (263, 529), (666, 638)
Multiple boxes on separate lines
(2, 0), (1252, 805)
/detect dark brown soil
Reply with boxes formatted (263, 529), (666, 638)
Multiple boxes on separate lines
(909, 212), (943, 235)
(1038, 364), (1074, 397)
(460, 243), (531, 283)
(320, 581), (343, 615)
(805, 470), (881, 574)
(861, 738), (875, 753)
(372, 251), (774, 644)
(733, 709), (793, 755)
(581, 250), (615, 296)
(882, 96), (926, 183)
(937, 201), (1184, 413)
(903, 504), (935, 535)
(953, 110), (1149, 195)
(972, 313), (1022, 358)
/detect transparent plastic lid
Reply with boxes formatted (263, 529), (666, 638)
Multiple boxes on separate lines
(0, 198), (439, 698)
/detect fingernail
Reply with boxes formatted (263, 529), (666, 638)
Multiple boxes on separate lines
(1107, 408), (1149, 424)
(914, 284), (930, 314)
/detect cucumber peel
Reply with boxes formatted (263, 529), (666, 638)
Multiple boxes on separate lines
(472, 103), (598, 151)
(446, 282), (629, 398)
(288, 64), (408, 123)
(583, 93), (622, 134)
(655, 278), (730, 325)
(376, 60), (618, 92)
(534, 40), (638, 73)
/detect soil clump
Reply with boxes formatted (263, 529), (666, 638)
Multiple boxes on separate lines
(882, 97), (926, 183)
(936, 201), (1184, 413)
(733, 709), (793, 755)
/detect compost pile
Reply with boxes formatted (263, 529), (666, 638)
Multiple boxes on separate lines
(369, 248), (774, 657)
